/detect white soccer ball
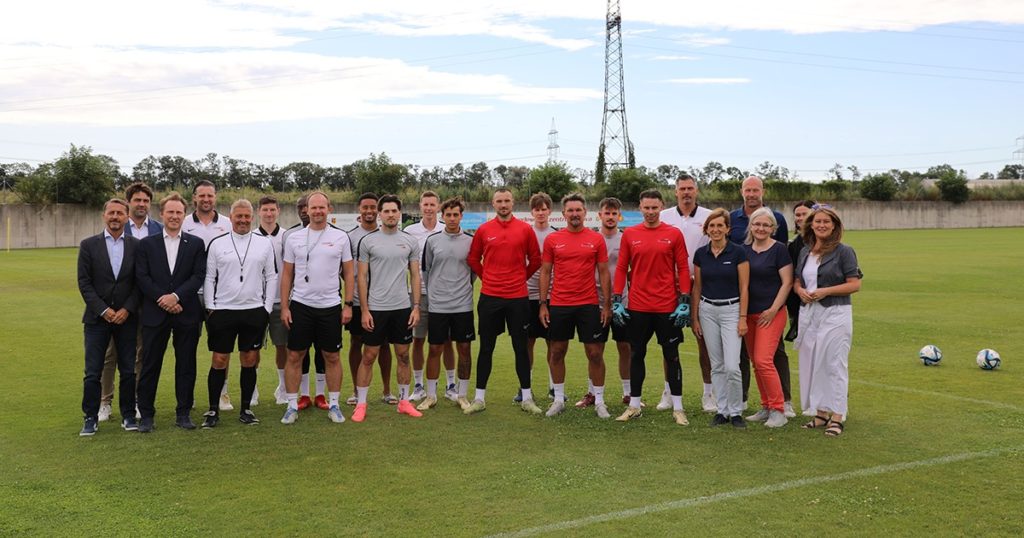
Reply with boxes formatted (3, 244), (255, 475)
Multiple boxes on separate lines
(919, 345), (942, 366)
(977, 349), (1001, 370)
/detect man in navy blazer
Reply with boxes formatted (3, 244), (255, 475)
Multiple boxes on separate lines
(99, 181), (163, 421)
(135, 192), (207, 432)
(78, 198), (141, 436)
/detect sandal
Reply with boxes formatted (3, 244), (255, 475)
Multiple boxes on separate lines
(802, 414), (830, 429)
(824, 421), (845, 437)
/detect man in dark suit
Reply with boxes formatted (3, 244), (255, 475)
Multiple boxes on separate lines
(135, 192), (207, 432)
(78, 198), (141, 436)
(99, 181), (162, 422)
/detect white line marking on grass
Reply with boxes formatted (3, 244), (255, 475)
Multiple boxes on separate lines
(853, 379), (1024, 412)
(487, 445), (1023, 538)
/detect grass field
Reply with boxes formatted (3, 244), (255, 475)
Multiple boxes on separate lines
(1, 228), (1023, 537)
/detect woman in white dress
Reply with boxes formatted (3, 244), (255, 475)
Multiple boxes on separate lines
(792, 206), (862, 437)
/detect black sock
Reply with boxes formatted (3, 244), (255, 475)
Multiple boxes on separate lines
(240, 366), (257, 413)
(208, 367), (226, 413)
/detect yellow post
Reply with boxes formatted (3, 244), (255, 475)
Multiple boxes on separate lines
(5, 216), (9, 252)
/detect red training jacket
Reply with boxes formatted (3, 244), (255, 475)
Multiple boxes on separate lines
(613, 222), (691, 313)
(468, 216), (541, 299)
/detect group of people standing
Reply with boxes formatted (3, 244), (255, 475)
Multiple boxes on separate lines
(77, 175), (861, 437)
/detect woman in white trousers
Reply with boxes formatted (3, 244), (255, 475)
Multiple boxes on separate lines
(793, 205), (862, 437)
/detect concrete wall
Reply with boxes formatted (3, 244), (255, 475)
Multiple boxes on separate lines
(2, 200), (1022, 249)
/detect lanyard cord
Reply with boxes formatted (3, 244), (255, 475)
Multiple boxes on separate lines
(230, 233), (253, 282)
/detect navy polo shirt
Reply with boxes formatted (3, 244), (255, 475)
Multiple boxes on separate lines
(728, 207), (788, 245)
(694, 241), (748, 300)
(743, 241), (792, 313)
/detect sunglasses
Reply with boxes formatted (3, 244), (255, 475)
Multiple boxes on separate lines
(812, 203), (833, 210)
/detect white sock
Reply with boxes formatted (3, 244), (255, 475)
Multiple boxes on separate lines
(315, 373), (326, 396)
(356, 386), (368, 404)
(475, 388), (486, 403)
(663, 381), (670, 394)
(703, 383), (713, 396)
(276, 369), (285, 387)
(672, 395), (683, 411)
(622, 379), (631, 396)
(446, 369), (456, 386)
(548, 371), (554, 390)
(427, 379), (438, 398)
(521, 388), (533, 401)
(629, 396), (641, 409)
(221, 380), (229, 396)
(553, 383), (565, 403)
(328, 391), (339, 408)
(286, 393), (298, 411)
(594, 385), (605, 406)
(458, 379), (469, 397)
(398, 384), (410, 401)
(414, 370), (424, 386)
(587, 378), (594, 394)
(300, 374), (310, 397)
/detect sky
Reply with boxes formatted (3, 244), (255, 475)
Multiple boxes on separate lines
(2, 0), (1024, 181)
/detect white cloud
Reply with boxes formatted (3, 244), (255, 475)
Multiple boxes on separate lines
(667, 78), (751, 85)
(0, 46), (599, 126)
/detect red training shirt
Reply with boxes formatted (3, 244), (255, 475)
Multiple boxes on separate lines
(468, 215), (541, 299)
(542, 228), (608, 306)
(613, 222), (691, 313)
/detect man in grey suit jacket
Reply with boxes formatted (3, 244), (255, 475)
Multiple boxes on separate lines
(77, 199), (141, 436)
(99, 182), (162, 422)
(135, 192), (207, 433)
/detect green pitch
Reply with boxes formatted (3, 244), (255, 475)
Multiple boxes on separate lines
(1, 228), (1022, 536)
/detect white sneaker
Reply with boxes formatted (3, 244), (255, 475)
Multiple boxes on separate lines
(345, 394), (358, 406)
(457, 396), (472, 410)
(783, 401), (797, 418)
(327, 405), (345, 423)
(219, 392), (234, 411)
(765, 409), (789, 428)
(701, 393), (717, 413)
(280, 408), (298, 425)
(545, 401), (565, 417)
(746, 408), (770, 422)
(410, 384), (427, 402)
(250, 386), (259, 407)
(656, 391), (672, 411)
(98, 403), (112, 422)
(416, 396), (438, 411)
(444, 384), (459, 402)
(595, 403), (610, 419)
(274, 385), (287, 405)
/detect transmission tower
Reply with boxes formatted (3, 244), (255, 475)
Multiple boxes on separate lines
(1014, 135), (1024, 166)
(547, 118), (560, 162)
(597, 0), (634, 181)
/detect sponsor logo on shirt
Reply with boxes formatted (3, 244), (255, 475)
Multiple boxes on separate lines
(581, 242), (595, 249)
(657, 238), (672, 245)
(487, 236), (498, 241)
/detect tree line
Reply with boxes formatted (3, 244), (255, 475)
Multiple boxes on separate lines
(2, 145), (1022, 207)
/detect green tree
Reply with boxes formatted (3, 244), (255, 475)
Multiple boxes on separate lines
(526, 161), (577, 201)
(601, 167), (656, 205)
(14, 164), (55, 204)
(594, 145), (606, 184)
(859, 173), (898, 201)
(49, 145), (120, 206)
(352, 153), (408, 195)
(996, 164), (1024, 179)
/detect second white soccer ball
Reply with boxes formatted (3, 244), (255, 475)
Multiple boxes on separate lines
(977, 349), (1001, 370)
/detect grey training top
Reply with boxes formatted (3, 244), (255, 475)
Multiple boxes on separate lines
(527, 225), (557, 300)
(596, 229), (627, 308)
(347, 224), (376, 307)
(422, 229), (475, 313)
(357, 228), (420, 311)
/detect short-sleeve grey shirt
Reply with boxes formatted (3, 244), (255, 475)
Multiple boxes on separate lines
(422, 229), (475, 313)
(527, 225), (557, 300)
(347, 224), (377, 307)
(357, 229), (420, 311)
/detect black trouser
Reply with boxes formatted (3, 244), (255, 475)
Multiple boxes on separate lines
(475, 295), (531, 390)
(627, 311), (682, 398)
(138, 319), (200, 419)
(740, 338), (791, 402)
(82, 317), (137, 419)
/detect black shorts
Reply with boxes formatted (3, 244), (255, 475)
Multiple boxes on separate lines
(427, 311), (476, 345)
(548, 304), (605, 343)
(363, 308), (414, 347)
(287, 301), (342, 352)
(528, 299), (548, 339)
(626, 310), (683, 348)
(206, 307), (269, 354)
(477, 294), (529, 338)
(598, 306), (629, 343)
(346, 304), (366, 336)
